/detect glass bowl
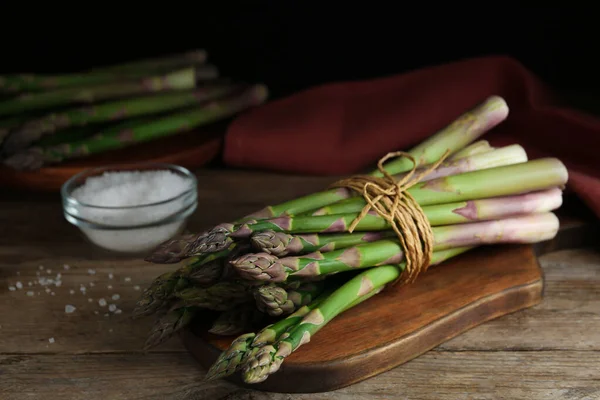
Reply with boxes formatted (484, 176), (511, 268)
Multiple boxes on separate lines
(61, 162), (198, 255)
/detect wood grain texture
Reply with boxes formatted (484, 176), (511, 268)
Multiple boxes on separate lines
(0, 169), (598, 399)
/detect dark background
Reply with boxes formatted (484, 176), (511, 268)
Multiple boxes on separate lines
(1, 4), (598, 99)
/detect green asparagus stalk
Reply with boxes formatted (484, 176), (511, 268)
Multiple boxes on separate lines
(89, 49), (208, 74)
(1, 84), (240, 155)
(251, 230), (398, 257)
(0, 67), (200, 117)
(143, 305), (196, 350)
(231, 212), (560, 281)
(253, 282), (325, 316)
(449, 140), (494, 160)
(385, 144), (527, 187)
(4, 84), (269, 170)
(242, 96), (509, 219)
(0, 64), (217, 95)
(132, 271), (182, 319)
(206, 284), (382, 381)
(174, 281), (255, 311)
(208, 304), (263, 336)
(174, 188), (562, 261)
(204, 292), (331, 381)
(311, 158), (568, 216)
(240, 247), (470, 383)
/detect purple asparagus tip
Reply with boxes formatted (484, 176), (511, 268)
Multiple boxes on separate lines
(250, 230), (293, 255)
(230, 252), (287, 282)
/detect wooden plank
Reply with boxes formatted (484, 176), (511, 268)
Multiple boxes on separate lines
(1, 248), (599, 356)
(1, 351), (599, 400)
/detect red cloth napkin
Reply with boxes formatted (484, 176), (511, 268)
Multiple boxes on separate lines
(223, 55), (600, 219)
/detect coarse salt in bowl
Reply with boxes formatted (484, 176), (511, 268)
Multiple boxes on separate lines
(61, 163), (197, 254)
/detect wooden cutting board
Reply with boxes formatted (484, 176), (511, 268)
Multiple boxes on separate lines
(181, 205), (598, 393)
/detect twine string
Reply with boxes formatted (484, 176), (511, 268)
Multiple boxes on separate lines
(331, 150), (450, 285)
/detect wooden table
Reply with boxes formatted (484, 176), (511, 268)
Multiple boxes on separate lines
(1, 169), (599, 400)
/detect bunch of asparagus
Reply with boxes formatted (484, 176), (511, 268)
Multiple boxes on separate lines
(0, 49), (268, 170)
(134, 95), (568, 384)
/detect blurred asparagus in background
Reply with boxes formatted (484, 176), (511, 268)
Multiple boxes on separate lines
(0, 83), (240, 156)
(0, 49), (209, 93)
(0, 66), (217, 117)
(3, 84), (269, 170)
(0, 49), (269, 170)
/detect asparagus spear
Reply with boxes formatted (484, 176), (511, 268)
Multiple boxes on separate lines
(250, 187), (562, 257)
(0, 67), (200, 117)
(4, 84), (269, 170)
(243, 95), (509, 219)
(150, 187), (562, 264)
(449, 140), (494, 160)
(205, 293), (330, 381)
(0, 64), (217, 94)
(311, 158), (568, 216)
(208, 304), (263, 336)
(253, 282), (325, 316)
(240, 247), (470, 383)
(0, 84), (239, 155)
(385, 144), (527, 187)
(206, 285), (380, 381)
(144, 305), (196, 350)
(231, 212), (560, 281)
(174, 281), (255, 311)
(251, 230), (397, 257)
(132, 271), (181, 319)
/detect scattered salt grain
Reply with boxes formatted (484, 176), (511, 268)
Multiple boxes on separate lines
(109, 304), (117, 312)
(98, 298), (107, 307)
(51, 292), (55, 296)
(55, 281), (62, 287)
(26, 291), (34, 296)
(48, 338), (55, 344)
(80, 287), (87, 293)
(56, 273), (62, 279)
(65, 305), (76, 313)
(69, 290), (75, 295)
(133, 285), (141, 291)
(63, 264), (70, 270)
(108, 273), (114, 279)
(15, 282), (23, 289)
(45, 288), (51, 294)
(39, 266), (44, 271)
(88, 269), (96, 275)
(88, 298), (93, 303)
(28, 282), (32, 287)
(8, 286), (16, 291)
(89, 282), (95, 287)
(69, 170), (194, 252)
(111, 294), (120, 301)
(124, 277), (131, 282)
(46, 269), (51, 274)
(114, 309), (122, 315)
(104, 313), (109, 317)
(107, 285), (112, 290)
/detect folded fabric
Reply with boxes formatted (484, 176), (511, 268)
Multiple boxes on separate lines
(223, 55), (600, 219)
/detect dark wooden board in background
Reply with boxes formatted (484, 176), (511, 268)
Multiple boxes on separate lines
(0, 128), (225, 192)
